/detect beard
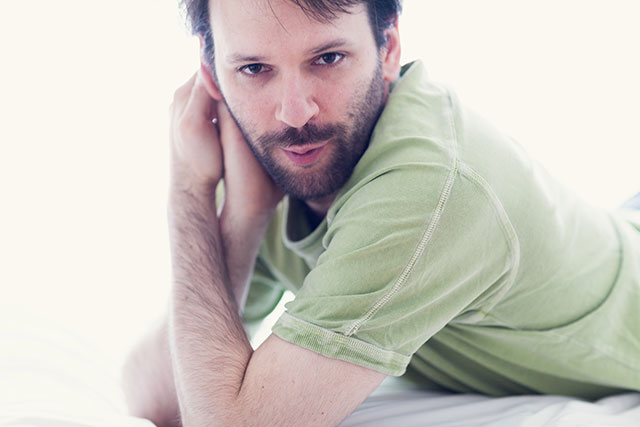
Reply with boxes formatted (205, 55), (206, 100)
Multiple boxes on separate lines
(221, 63), (386, 201)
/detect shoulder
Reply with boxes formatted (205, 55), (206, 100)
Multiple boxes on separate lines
(329, 61), (464, 224)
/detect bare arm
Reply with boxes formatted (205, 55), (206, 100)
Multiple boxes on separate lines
(166, 72), (386, 426)
(121, 316), (181, 427)
(122, 70), (279, 426)
(121, 210), (269, 427)
(216, 92), (283, 309)
(168, 158), (385, 427)
(127, 71), (386, 426)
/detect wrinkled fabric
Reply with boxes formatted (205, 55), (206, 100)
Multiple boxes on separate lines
(245, 61), (640, 398)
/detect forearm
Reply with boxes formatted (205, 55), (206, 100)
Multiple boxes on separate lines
(121, 316), (181, 427)
(219, 203), (275, 312)
(168, 188), (253, 425)
(119, 201), (269, 427)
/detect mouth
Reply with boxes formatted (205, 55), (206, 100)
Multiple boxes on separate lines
(280, 142), (328, 166)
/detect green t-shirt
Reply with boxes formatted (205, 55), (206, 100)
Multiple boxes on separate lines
(244, 60), (640, 399)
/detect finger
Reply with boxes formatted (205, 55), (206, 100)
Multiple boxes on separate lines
(216, 102), (245, 149)
(171, 71), (199, 113)
(176, 73), (217, 144)
(182, 72), (217, 123)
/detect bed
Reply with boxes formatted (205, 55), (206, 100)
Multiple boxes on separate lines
(2, 309), (638, 427)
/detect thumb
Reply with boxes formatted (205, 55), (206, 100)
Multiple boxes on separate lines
(216, 102), (246, 152)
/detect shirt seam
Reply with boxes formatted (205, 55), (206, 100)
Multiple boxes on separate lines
(456, 162), (522, 318)
(489, 216), (635, 371)
(344, 90), (461, 337)
(273, 311), (410, 376)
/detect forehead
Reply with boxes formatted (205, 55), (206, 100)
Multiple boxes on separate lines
(209, 0), (372, 60)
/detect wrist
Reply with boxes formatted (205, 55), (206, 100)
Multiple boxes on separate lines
(218, 203), (275, 311)
(167, 185), (221, 242)
(220, 200), (276, 234)
(169, 178), (219, 209)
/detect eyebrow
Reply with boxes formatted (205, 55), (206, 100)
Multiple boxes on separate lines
(226, 38), (351, 64)
(227, 54), (267, 64)
(308, 38), (350, 55)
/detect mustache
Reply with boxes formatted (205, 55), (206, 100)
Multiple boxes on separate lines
(257, 123), (346, 148)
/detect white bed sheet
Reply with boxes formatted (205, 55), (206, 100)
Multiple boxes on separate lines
(0, 310), (152, 427)
(344, 381), (640, 426)
(2, 311), (638, 427)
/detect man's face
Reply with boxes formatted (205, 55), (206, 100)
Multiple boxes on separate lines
(209, 0), (387, 201)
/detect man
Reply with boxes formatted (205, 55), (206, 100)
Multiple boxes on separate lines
(122, 0), (640, 425)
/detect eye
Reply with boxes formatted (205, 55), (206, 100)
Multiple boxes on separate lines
(314, 52), (344, 66)
(239, 63), (269, 76)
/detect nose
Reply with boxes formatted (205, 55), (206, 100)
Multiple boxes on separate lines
(275, 73), (319, 129)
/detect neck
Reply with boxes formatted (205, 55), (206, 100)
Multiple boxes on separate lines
(303, 191), (338, 228)
(300, 82), (390, 228)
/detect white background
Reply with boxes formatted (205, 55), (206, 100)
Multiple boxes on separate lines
(1, 0), (639, 370)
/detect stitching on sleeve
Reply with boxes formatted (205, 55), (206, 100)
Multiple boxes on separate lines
(457, 163), (521, 316)
(343, 158), (458, 337)
(343, 89), (461, 337)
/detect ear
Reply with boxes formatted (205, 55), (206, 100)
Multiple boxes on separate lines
(380, 19), (402, 83)
(198, 36), (223, 101)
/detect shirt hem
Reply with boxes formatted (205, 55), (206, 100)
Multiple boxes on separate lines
(272, 312), (410, 377)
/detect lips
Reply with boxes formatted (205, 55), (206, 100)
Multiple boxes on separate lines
(281, 142), (328, 166)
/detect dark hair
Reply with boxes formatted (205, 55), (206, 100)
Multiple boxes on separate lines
(179, 0), (403, 67)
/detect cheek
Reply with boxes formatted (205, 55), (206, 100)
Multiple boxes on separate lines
(222, 70), (367, 130)
(217, 73), (271, 131)
(320, 77), (371, 124)
(225, 93), (272, 137)
(315, 80), (359, 122)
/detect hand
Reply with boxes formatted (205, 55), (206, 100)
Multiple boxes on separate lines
(169, 71), (223, 197)
(216, 99), (284, 222)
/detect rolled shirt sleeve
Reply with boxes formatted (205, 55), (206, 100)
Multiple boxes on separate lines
(272, 164), (518, 376)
